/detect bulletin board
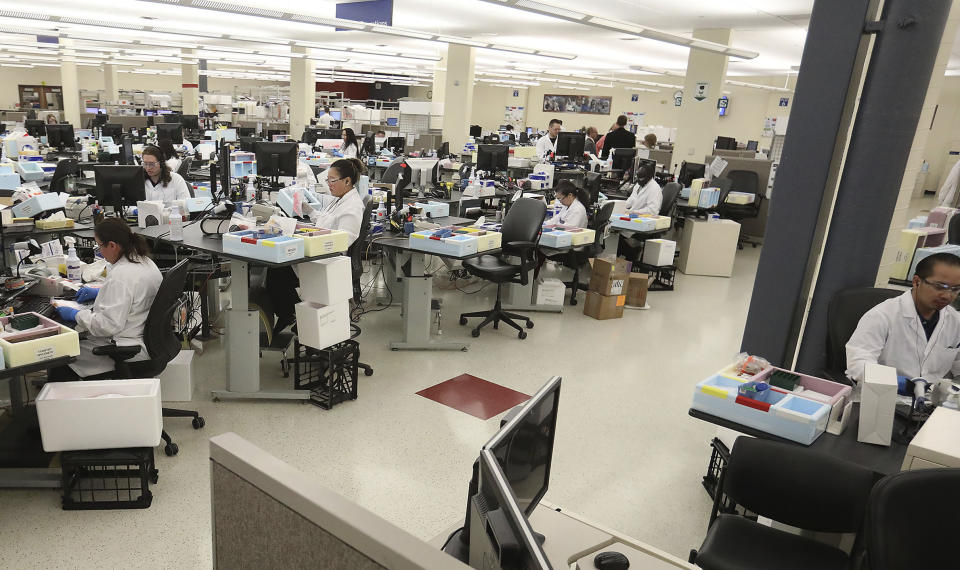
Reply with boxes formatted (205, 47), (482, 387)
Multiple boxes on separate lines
(504, 106), (525, 129)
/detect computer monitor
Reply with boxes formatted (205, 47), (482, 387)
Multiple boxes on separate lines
(469, 125), (483, 138)
(220, 128), (237, 143)
(24, 119), (45, 139)
(92, 113), (109, 127)
(555, 132), (585, 160)
(746, 140), (759, 151)
(637, 158), (657, 176)
(519, 132), (529, 144)
(438, 141), (450, 158)
(386, 136), (405, 154)
(483, 134), (499, 145)
(120, 136), (135, 165)
(143, 109), (157, 117)
(678, 161), (706, 187)
(92, 165), (146, 214)
(157, 123), (184, 144)
(715, 136), (737, 150)
(318, 128), (342, 140)
(476, 144), (509, 173)
(100, 123), (124, 141)
(238, 136), (262, 152)
(386, 117), (398, 127)
(610, 148), (637, 172)
(237, 127), (256, 137)
(329, 110), (342, 120)
(180, 114), (200, 131)
(45, 124), (75, 151)
(253, 141), (298, 178)
(585, 171), (602, 204)
(526, 127), (534, 135)
(162, 113), (182, 124)
(301, 128), (320, 146)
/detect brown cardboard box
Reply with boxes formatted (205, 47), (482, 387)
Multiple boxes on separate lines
(625, 274), (649, 307)
(588, 273), (626, 296)
(583, 291), (625, 320)
(589, 256), (631, 281)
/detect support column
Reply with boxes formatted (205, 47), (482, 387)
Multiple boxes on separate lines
(441, 44), (475, 152)
(60, 39), (80, 126)
(181, 48), (199, 116)
(102, 63), (119, 105)
(432, 50), (447, 103)
(671, 29), (731, 169)
(289, 45), (315, 137)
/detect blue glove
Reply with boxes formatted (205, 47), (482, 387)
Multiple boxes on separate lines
(56, 306), (79, 322)
(75, 286), (99, 304)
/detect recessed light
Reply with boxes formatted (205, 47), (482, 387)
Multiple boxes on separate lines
(376, 44), (387, 47)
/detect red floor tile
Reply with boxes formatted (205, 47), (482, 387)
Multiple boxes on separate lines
(416, 374), (530, 420)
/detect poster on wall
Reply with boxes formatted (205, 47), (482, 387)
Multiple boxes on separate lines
(619, 111), (645, 134)
(542, 94), (611, 115)
(504, 106), (525, 129)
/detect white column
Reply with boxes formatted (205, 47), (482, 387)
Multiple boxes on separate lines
(289, 45), (315, 137)
(432, 50), (447, 103)
(441, 44), (475, 151)
(181, 48), (199, 116)
(102, 63), (119, 105)
(60, 39), (81, 126)
(672, 29), (731, 169)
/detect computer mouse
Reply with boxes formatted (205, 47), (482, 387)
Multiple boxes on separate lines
(594, 550), (629, 570)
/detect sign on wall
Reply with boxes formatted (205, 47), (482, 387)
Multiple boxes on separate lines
(694, 82), (709, 101)
(631, 93), (639, 102)
(542, 94), (611, 115)
(779, 97), (790, 107)
(674, 90), (683, 106)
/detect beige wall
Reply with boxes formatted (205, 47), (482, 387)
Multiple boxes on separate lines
(924, 76), (960, 193)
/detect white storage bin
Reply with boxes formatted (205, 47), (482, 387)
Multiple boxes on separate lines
(642, 239), (676, 267)
(0, 312), (80, 367)
(157, 350), (194, 402)
(36, 379), (162, 452)
(535, 278), (566, 306)
(298, 256), (353, 305)
(295, 301), (350, 350)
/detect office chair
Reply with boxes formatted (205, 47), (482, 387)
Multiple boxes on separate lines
(659, 181), (682, 217)
(92, 260), (205, 457)
(459, 198), (546, 339)
(348, 201), (376, 378)
(692, 437), (876, 570)
(949, 214), (960, 244)
(381, 158), (412, 194)
(49, 159), (80, 193)
(556, 201), (615, 306)
(865, 468), (960, 570)
(717, 170), (762, 248)
(176, 156), (192, 180)
(308, 164), (324, 183)
(824, 287), (901, 385)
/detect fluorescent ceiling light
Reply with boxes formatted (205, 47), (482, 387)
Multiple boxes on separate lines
(725, 80), (792, 93)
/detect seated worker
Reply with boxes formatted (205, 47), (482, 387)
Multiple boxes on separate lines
(55, 218), (163, 378)
(846, 253), (960, 394)
(535, 119), (562, 160)
(340, 128), (360, 159)
(268, 158), (366, 333)
(142, 145), (191, 205)
(639, 133), (658, 151)
(625, 163), (662, 214)
(544, 180), (589, 228)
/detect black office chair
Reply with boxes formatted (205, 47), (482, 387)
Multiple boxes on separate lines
(659, 181), (682, 217)
(865, 468), (960, 570)
(308, 164), (324, 183)
(948, 214), (960, 244)
(692, 437), (876, 570)
(49, 159), (80, 194)
(459, 198), (546, 339)
(93, 260), (204, 457)
(556, 201), (615, 306)
(176, 156), (192, 180)
(349, 201), (376, 377)
(717, 170), (762, 248)
(824, 287), (901, 385)
(381, 158), (411, 193)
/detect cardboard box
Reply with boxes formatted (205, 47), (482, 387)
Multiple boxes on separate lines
(625, 274), (649, 307)
(588, 273), (626, 296)
(590, 256), (631, 280)
(858, 363), (898, 446)
(583, 291), (625, 320)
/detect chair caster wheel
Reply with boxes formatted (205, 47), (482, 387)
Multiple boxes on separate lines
(518, 331), (527, 340)
(364, 368), (374, 376)
(150, 470), (159, 484)
(493, 322), (499, 329)
(471, 329), (481, 338)
(526, 321), (534, 329)
(570, 298), (578, 306)
(459, 316), (468, 325)
(192, 417), (205, 429)
(164, 443), (179, 457)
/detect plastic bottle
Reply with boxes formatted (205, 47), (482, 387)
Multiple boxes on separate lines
(169, 205), (184, 241)
(375, 200), (386, 221)
(66, 244), (82, 282)
(246, 179), (256, 202)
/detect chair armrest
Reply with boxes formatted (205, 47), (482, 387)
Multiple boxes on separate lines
(505, 241), (540, 286)
(92, 342), (142, 362)
(505, 240), (538, 251)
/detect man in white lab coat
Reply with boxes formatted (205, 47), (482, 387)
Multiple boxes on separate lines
(846, 253), (960, 394)
(535, 118), (562, 160)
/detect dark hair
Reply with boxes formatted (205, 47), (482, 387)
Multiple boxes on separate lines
(637, 163), (656, 185)
(342, 128), (359, 155)
(505, 125), (514, 131)
(616, 115), (628, 127)
(157, 139), (177, 161)
(915, 253), (960, 279)
(141, 145), (172, 185)
(95, 217), (150, 263)
(330, 158), (365, 187)
(549, 119), (562, 127)
(555, 180), (589, 206)
(644, 133), (658, 147)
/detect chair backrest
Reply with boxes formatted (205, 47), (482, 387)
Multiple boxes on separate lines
(142, 259), (190, 368)
(724, 437), (876, 533)
(825, 287), (901, 377)
(949, 214), (960, 245)
(348, 200), (377, 301)
(587, 201), (616, 255)
(309, 164), (323, 183)
(501, 198), (547, 250)
(50, 159), (80, 193)
(659, 182), (681, 217)
(382, 159), (411, 190)
(865, 468), (960, 570)
(177, 156), (192, 179)
(726, 170), (760, 195)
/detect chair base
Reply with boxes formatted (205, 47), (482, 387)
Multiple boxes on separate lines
(459, 284), (534, 339)
(160, 408), (206, 457)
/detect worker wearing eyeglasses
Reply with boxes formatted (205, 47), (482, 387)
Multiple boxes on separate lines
(141, 145), (191, 205)
(846, 253), (960, 398)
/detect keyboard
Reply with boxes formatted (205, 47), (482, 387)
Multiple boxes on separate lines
(14, 296), (54, 317)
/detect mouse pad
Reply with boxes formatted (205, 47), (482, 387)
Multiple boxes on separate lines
(416, 374), (530, 420)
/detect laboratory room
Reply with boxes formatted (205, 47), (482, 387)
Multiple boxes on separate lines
(1, 0), (959, 568)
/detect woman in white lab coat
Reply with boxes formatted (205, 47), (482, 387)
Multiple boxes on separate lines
(625, 163), (662, 215)
(545, 181), (589, 229)
(55, 218), (163, 378)
(340, 128), (360, 160)
(846, 253), (960, 389)
(142, 145), (192, 205)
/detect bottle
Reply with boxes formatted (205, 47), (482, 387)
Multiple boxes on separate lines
(66, 244), (82, 281)
(170, 205), (184, 241)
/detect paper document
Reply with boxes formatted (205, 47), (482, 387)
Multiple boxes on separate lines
(709, 156), (728, 178)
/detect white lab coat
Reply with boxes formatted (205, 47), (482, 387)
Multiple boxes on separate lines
(937, 158), (960, 208)
(545, 199), (588, 229)
(308, 187), (364, 245)
(536, 135), (558, 159)
(166, 157), (181, 174)
(70, 256), (163, 377)
(846, 291), (960, 384)
(340, 142), (359, 159)
(316, 114), (333, 128)
(626, 178), (662, 214)
(145, 171), (192, 205)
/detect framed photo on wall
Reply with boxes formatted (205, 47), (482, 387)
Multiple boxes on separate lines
(542, 94), (611, 115)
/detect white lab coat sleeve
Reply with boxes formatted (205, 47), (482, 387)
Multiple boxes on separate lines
(75, 279), (134, 340)
(567, 201), (588, 228)
(625, 184), (640, 210)
(845, 309), (890, 383)
(171, 173), (191, 201)
(342, 144), (358, 159)
(637, 182), (662, 215)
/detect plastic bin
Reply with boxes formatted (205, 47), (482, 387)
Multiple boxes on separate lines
(552, 225), (595, 245)
(413, 201), (450, 218)
(408, 231), (479, 257)
(539, 227), (572, 248)
(0, 312), (80, 367)
(751, 366), (853, 435)
(611, 214), (656, 232)
(294, 224), (351, 257)
(222, 230), (305, 263)
(36, 379), (163, 452)
(452, 227), (502, 251)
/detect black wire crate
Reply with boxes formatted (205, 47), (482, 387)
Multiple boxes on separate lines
(636, 262), (676, 291)
(293, 339), (360, 410)
(60, 447), (158, 510)
(701, 437), (737, 514)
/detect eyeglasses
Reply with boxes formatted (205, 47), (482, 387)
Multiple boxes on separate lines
(142, 161), (160, 167)
(327, 176), (344, 184)
(921, 278), (960, 294)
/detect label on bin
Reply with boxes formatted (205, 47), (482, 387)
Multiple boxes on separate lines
(285, 246), (299, 258)
(36, 346), (55, 360)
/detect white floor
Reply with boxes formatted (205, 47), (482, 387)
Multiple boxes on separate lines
(0, 241), (764, 568)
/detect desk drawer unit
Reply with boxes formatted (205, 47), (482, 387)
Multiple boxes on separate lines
(222, 230), (305, 263)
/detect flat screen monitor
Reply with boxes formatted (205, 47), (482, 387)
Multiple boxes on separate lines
(24, 119), (45, 138)
(157, 123), (184, 144)
(92, 113), (109, 127)
(746, 140), (759, 151)
(715, 136), (737, 150)
(469, 125), (483, 138)
(329, 110), (342, 120)
(585, 171), (602, 204)
(100, 123), (124, 141)
(220, 128), (237, 143)
(519, 132), (529, 144)
(238, 136), (262, 152)
(143, 109), (157, 117)
(526, 127), (534, 135)
(180, 114), (200, 130)
(555, 132), (585, 160)
(161, 113), (181, 123)
(386, 136), (405, 154)
(254, 141), (298, 178)
(237, 127), (256, 137)
(120, 136), (134, 165)
(45, 124), (75, 150)
(438, 141), (450, 158)
(318, 128), (342, 140)
(301, 128), (320, 146)
(610, 147), (637, 172)
(477, 144), (509, 173)
(84, 107), (100, 113)
(386, 117), (398, 127)
(157, 110), (174, 115)
(92, 165), (145, 213)
(678, 161), (706, 187)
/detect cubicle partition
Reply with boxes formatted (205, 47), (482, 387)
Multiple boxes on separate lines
(707, 155), (774, 242)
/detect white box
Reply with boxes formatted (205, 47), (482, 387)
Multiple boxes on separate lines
(298, 256), (353, 305)
(157, 350), (194, 402)
(642, 239), (676, 267)
(535, 278), (566, 306)
(295, 301), (350, 350)
(12, 192), (66, 218)
(902, 406), (960, 469)
(678, 218), (741, 277)
(36, 379), (162, 452)
(858, 363), (898, 446)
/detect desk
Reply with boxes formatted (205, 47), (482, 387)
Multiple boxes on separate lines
(0, 222), (93, 269)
